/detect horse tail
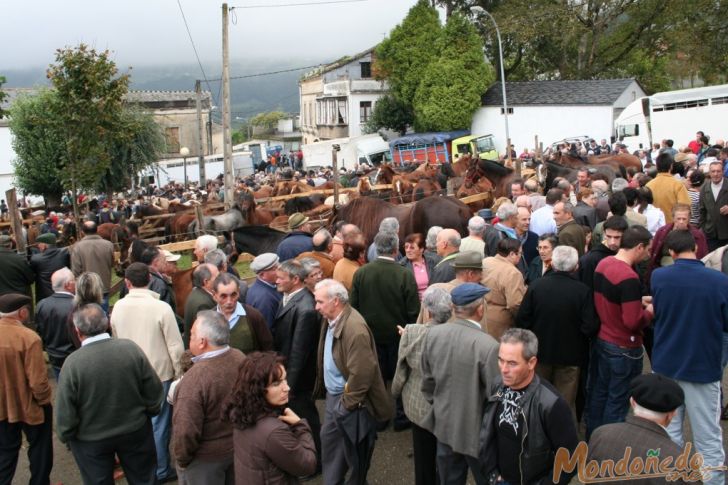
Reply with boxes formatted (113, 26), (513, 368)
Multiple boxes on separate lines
(618, 164), (627, 179)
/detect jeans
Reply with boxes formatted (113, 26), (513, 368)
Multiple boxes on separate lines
(101, 294), (110, 314)
(666, 380), (725, 485)
(152, 380), (173, 480)
(586, 338), (643, 439)
(436, 441), (487, 485)
(722, 332), (728, 369)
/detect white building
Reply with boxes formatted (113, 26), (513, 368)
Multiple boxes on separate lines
(299, 48), (389, 144)
(471, 79), (646, 154)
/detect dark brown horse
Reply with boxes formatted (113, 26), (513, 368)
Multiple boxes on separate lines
(171, 267), (194, 319)
(456, 158), (516, 210)
(553, 151), (641, 174)
(97, 223), (133, 263)
(330, 196), (470, 245)
(411, 178), (441, 202)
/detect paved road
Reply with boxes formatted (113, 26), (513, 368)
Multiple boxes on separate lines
(13, 366), (728, 484)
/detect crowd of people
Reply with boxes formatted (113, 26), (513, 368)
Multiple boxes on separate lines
(1, 129), (728, 485)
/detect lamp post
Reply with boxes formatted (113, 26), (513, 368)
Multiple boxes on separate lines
(470, 6), (510, 163)
(180, 146), (190, 188)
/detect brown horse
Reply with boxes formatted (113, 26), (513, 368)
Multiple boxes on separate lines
(239, 192), (274, 226)
(171, 266), (194, 319)
(553, 152), (641, 174)
(271, 180), (314, 197)
(253, 185), (273, 200)
(411, 178), (441, 202)
(97, 223), (132, 263)
(456, 158), (515, 211)
(165, 213), (197, 242)
(375, 165), (415, 203)
(329, 196), (471, 245)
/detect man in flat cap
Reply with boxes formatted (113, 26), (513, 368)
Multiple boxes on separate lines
(276, 213), (313, 261)
(30, 232), (70, 304)
(421, 283), (499, 484)
(0, 234), (34, 298)
(245, 252), (282, 330)
(0, 293), (53, 485)
(587, 373), (689, 484)
(480, 328), (579, 485)
(182, 263), (219, 348)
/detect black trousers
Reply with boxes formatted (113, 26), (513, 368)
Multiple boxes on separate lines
(288, 393), (322, 471)
(412, 423), (439, 485)
(0, 404), (53, 485)
(69, 419), (157, 485)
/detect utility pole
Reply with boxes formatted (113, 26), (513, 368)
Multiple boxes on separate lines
(222, 3), (234, 208)
(195, 80), (206, 188)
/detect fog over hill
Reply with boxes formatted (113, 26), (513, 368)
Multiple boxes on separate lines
(2, 57), (329, 120)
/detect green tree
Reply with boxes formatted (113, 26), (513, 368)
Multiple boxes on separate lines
(413, 12), (493, 131)
(364, 94), (413, 135)
(250, 110), (286, 132)
(100, 107), (164, 193)
(46, 44), (130, 222)
(374, 0), (442, 105)
(0, 76), (8, 119)
(9, 89), (66, 206)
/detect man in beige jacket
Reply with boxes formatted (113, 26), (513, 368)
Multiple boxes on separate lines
(111, 262), (183, 483)
(482, 238), (527, 340)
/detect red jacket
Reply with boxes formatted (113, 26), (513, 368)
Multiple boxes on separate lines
(647, 223), (708, 282)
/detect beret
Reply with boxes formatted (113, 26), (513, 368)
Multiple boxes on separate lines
(36, 233), (57, 245)
(0, 293), (32, 313)
(478, 208), (494, 220)
(250, 253), (279, 273)
(451, 283), (490, 306)
(630, 373), (684, 412)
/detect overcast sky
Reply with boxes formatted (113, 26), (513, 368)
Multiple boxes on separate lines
(1, 0), (424, 70)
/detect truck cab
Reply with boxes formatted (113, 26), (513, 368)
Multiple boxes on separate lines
(452, 134), (498, 162)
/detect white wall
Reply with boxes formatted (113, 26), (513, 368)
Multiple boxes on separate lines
(0, 126), (18, 201)
(471, 105), (614, 154)
(347, 93), (381, 138)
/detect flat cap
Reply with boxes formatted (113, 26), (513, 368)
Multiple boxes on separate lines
(0, 293), (32, 313)
(451, 251), (483, 270)
(288, 213), (310, 230)
(36, 233), (57, 245)
(478, 208), (494, 220)
(250, 253), (279, 273)
(451, 283), (490, 305)
(630, 373), (684, 412)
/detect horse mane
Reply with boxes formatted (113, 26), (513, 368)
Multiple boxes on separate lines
(477, 159), (514, 177)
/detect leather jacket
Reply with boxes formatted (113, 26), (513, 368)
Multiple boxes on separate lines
(479, 375), (576, 485)
(30, 247), (71, 302)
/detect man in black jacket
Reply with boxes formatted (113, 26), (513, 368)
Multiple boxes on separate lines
(578, 216), (628, 290)
(517, 246), (599, 413)
(0, 235), (34, 298)
(35, 268), (76, 380)
(273, 259), (322, 469)
(30, 233), (70, 304)
(480, 329), (579, 485)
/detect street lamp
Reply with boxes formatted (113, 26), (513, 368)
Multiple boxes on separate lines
(180, 146), (190, 188)
(470, 6), (510, 161)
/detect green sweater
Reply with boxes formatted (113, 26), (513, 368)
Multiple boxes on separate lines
(55, 337), (163, 443)
(350, 258), (421, 345)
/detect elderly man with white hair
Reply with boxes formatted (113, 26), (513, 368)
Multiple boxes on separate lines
(460, 216), (486, 258)
(517, 245), (599, 413)
(194, 234), (219, 264)
(367, 217), (401, 262)
(35, 267), (77, 380)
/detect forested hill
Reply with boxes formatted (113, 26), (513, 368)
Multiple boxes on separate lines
(2, 57), (326, 118)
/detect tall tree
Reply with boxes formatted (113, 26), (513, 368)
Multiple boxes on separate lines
(364, 94), (413, 136)
(413, 12), (493, 131)
(46, 44), (130, 223)
(9, 89), (66, 206)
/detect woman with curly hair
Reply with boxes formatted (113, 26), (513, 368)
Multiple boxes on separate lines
(223, 352), (317, 484)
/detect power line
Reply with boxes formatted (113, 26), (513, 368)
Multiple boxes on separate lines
(176, 0), (219, 106)
(206, 64), (323, 82)
(230, 0), (367, 9)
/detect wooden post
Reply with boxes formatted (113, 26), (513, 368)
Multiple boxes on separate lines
(5, 189), (26, 255)
(534, 135), (539, 163)
(332, 148), (339, 208)
(195, 205), (205, 236)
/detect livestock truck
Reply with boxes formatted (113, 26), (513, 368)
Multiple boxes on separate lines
(615, 83), (728, 152)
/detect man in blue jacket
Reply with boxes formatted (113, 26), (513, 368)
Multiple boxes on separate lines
(277, 213), (313, 261)
(651, 229), (728, 485)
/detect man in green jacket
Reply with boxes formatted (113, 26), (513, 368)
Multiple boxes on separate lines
(351, 231), (420, 430)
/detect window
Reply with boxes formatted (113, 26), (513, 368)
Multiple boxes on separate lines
(500, 107), (514, 115)
(360, 101), (372, 123)
(337, 99), (348, 125)
(165, 127), (180, 153)
(360, 62), (372, 78)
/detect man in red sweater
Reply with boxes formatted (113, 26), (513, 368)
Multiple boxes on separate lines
(586, 225), (654, 439)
